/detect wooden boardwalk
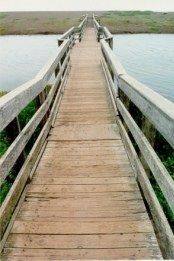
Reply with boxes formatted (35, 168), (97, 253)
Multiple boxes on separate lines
(2, 28), (162, 260)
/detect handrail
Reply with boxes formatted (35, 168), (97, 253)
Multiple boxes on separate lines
(101, 39), (126, 78)
(59, 27), (75, 41)
(0, 40), (69, 133)
(93, 15), (174, 259)
(76, 15), (88, 42)
(57, 15), (88, 46)
(0, 16), (88, 247)
(78, 15), (88, 31)
(0, 15), (88, 132)
(93, 14), (113, 48)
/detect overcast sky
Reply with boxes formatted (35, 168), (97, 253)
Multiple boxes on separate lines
(0, 0), (174, 12)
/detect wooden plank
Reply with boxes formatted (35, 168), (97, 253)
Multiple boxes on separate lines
(45, 139), (123, 147)
(15, 214), (149, 222)
(22, 198), (143, 208)
(2, 247), (162, 260)
(31, 177), (135, 185)
(20, 202), (145, 213)
(49, 124), (120, 140)
(40, 155), (129, 162)
(25, 190), (142, 200)
(35, 170), (132, 178)
(11, 220), (154, 234)
(43, 147), (126, 156)
(55, 119), (116, 124)
(27, 183), (139, 193)
(37, 160), (131, 168)
(34, 166), (135, 178)
(5, 233), (159, 249)
(16, 209), (149, 219)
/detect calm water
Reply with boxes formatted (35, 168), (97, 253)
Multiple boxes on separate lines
(0, 35), (59, 91)
(0, 34), (174, 101)
(113, 34), (174, 102)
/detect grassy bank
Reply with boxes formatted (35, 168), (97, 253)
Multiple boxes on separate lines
(0, 11), (81, 35)
(0, 11), (174, 35)
(99, 11), (174, 33)
(0, 11), (92, 35)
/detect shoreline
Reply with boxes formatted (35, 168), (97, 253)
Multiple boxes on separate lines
(0, 11), (174, 35)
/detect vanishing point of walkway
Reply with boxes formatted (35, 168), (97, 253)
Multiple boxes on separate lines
(2, 28), (162, 260)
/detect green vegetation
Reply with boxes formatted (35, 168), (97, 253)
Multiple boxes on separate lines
(0, 25), (7, 34)
(0, 13), (79, 35)
(0, 11), (174, 35)
(0, 91), (8, 97)
(99, 11), (174, 33)
(0, 92), (38, 204)
(126, 99), (174, 231)
(154, 136), (174, 231)
(0, 14), (7, 19)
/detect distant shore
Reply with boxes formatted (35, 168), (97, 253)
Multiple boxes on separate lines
(0, 11), (174, 35)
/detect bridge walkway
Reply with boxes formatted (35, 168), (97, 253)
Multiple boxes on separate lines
(2, 27), (162, 260)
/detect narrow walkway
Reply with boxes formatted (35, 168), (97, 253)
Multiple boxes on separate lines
(2, 28), (162, 260)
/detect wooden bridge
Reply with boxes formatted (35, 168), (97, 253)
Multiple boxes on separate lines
(0, 16), (174, 260)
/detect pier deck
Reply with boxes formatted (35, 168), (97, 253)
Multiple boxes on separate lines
(2, 28), (162, 260)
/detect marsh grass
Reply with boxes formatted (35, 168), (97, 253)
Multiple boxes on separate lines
(0, 13), (79, 35)
(100, 11), (174, 33)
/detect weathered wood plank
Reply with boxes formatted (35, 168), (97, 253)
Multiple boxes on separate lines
(15, 214), (149, 222)
(31, 177), (135, 185)
(2, 247), (162, 260)
(25, 191), (142, 200)
(49, 124), (120, 140)
(27, 183), (139, 193)
(11, 220), (154, 234)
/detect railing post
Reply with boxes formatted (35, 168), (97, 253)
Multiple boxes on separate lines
(5, 117), (26, 173)
(118, 89), (131, 133)
(36, 90), (48, 126)
(139, 116), (157, 177)
(108, 38), (113, 50)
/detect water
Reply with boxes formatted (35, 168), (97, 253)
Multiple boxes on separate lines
(0, 34), (174, 102)
(0, 35), (60, 91)
(113, 34), (174, 102)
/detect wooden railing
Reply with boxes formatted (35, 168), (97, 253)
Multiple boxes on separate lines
(93, 15), (174, 259)
(0, 15), (88, 250)
(93, 14), (113, 49)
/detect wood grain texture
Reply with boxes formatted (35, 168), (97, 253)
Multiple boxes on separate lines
(2, 27), (162, 260)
